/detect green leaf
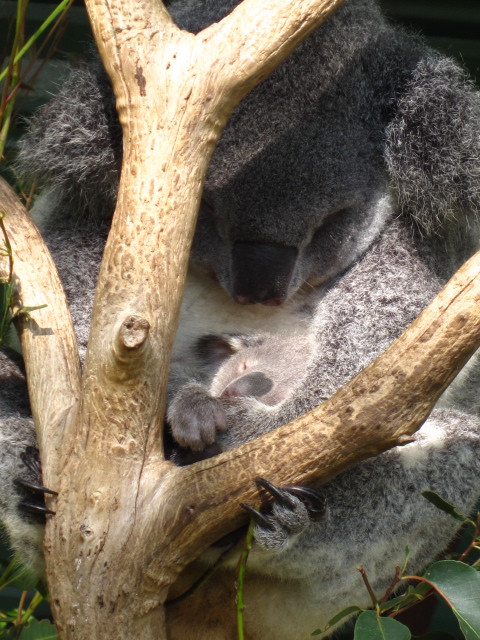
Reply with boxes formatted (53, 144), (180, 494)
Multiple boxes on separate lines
(0, 281), (13, 342)
(420, 560), (480, 639)
(0, 0), (73, 85)
(18, 620), (57, 640)
(421, 492), (467, 523)
(353, 611), (411, 640)
(379, 582), (432, 614)
(414, 633), (458, 640)
(379, 594), (413, 613)
(0, 559), (38, 592)
(312, 605), (363, 634)
(405, 582), (432, 597)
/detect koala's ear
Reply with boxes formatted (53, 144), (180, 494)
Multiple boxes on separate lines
(195, 334), (239, 366)
(385, 55), (480, 233)
(221, 372), (274, 399)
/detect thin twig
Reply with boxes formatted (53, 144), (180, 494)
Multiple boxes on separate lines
(357, 566), (379, 609)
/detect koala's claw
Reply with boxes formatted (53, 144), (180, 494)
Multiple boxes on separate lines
(15, 447), (57, 521)
(240, 477), (327, 551)
(281, 485), (327, 522)
(18, 501), (56, 517)
(255, 477), (297, 510)
(240, 503), (275, 530)
(20, 446), (43, 477)
(14, 477), (58, 497)
(256, 477), (327, 522)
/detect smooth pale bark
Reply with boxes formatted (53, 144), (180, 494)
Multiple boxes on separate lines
(1, 0), (480, 638)
(0, 178), (80, 461)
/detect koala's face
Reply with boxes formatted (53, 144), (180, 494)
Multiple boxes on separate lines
(191, 52), (394, 306)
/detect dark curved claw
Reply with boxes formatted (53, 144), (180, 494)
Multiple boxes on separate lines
(15, 446), (57, 523)
(255, 477), (296, 509)
(255, 477), (327, 522)
(20, 446), (42, 477)
(19, 501), (56, 517)
(284, 486), (327, 522)
(240, 502), (275, 530)
(14, 477), (58, 496)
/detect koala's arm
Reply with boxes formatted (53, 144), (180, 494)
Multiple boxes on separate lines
(385, 54), (480, 237)
(166, 359), (229, 452)
(15, 61), (121, 221)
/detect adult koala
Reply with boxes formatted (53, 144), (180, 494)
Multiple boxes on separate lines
(2, 0), (480, 638)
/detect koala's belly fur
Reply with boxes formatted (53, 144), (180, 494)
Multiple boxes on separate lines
(172, 268), (314, 364)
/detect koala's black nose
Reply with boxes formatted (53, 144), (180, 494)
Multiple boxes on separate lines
(232, 242), (298, 306)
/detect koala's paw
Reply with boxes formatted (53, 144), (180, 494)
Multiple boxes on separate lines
(14, 447), (57, 522)
(168, 383), (228, 452)
(241, 477), (327, 551)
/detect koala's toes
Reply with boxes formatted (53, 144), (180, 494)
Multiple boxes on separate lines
(256, 478), (327, 522)
(15, 447), (57, 522)
(240, 477), (327, 551)
(168, 386), (228, 452)
(278, 484), (327, 522)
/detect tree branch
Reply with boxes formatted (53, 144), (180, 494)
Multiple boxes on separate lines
(147, 247), (480, 575)
(35, 1), (349, 638)
(5, 0), (479, 638)
(0, 177), (80, 462)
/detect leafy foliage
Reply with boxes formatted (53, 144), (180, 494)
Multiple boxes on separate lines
(0, 552), (55, 639)
(310, 494), (480, 639)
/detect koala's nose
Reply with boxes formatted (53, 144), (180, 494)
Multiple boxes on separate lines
(232, 242), (298, 306)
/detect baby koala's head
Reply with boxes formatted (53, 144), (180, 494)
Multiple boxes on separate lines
(196, 332), (313, 406)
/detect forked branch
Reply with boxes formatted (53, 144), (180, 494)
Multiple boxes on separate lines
(2, 0), (480, 638)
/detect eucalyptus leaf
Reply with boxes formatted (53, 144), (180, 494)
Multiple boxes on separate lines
(380, 581), (431, 613)
(19, 620), (57, 640)
(414, 633), (458, 640)
(353, 610), (411, 640)
(421, 560), (480, 640)
(312, 605), (363, 635)
(1, 628), (21, 640)
(3, 565), (39, 592)
(405, 582), (432, 597)
(421, 492), (467, 523)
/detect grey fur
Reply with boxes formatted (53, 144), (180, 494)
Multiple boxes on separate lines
(208, 334), (314, 405)
(0, 352), (44, 577)
(169, 332), (313, 450)
(2, 0), (480, 636)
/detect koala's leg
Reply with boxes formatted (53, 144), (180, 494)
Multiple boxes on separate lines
(224, 409), (480, 639)
(0, 352), (46, 577)
(0, 416), (45, 577)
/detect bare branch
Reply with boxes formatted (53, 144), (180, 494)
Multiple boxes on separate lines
(0, 177), (80, 460)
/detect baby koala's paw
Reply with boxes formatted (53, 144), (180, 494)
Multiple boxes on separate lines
(167, 383), (228, 452)
(241, 477), (327, 551)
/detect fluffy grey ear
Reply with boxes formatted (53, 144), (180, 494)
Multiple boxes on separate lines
(385, 54), (480, 233)
(15, 61), (121, 220)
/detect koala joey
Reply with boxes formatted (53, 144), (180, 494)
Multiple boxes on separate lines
(2, 0), (480, 637)
(168, 331), (314, 453)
